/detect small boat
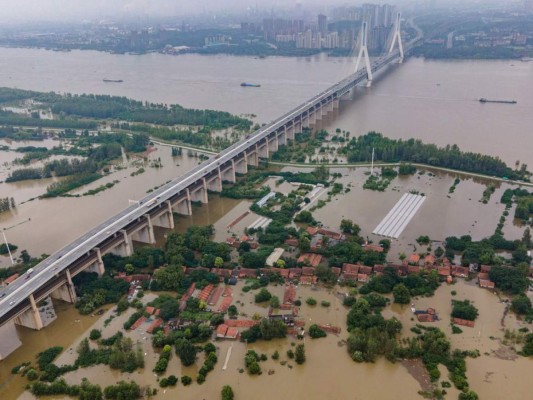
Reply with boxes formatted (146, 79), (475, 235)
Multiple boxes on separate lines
(521, 57), (533, 62)
(479, 98), (517, 104)
(240, 82), (261, 87)
(103, 79), (124, 83)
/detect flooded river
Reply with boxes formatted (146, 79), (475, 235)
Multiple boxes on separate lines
(0, 48), (532, 399)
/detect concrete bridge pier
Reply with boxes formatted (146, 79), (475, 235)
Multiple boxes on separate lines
(302, 113), (310, 129)
(51, 269), (77, 303)
(268, 135), (279, 152)
(131, 215), (156, 244)
(285, 125), (295, 141)
(109, 230), (134, 257)
(173, 193), (192, 216)
(87, 247), (106, 276)
(327, 100), (334, 113)
(234, 157), (248, 174)
(206, 170), (223, 192)
(190, 180), (209, 203)
(0, 320), (22, 360)
(333, 99), (340, 109)
(221, 162), (236, 183)
(257, 142), (269, 159)
(278, 130), (287, 146)
(151, 201), (175, 229)
(246, 149), (259, 167)
(15, 294), (57, 331)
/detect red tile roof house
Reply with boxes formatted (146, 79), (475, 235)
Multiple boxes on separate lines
(479, 279), (495, 289)
(359, 265), (373, 275)
(342, 263), (360, 274)
(373, 264), (385, 274)
(299, 275), (318, 285)
(363, 244), (384, 253)
(331, 267), (341, 277)
(480, 265), (492, 273)
(238, 268), (257, 279)
(318, 228), (345, 241)
(453, 318), (475, 328)
(408, 254), (421, 265)
(289, 268), (303, 279)
(285, 238), (299, 247)
(306, 226), (319, 236)
(437, 265), (451, 277)
(408, 265), (421, 275)
(216, 324), (229, 338)
(343, 272), (358, 282)
(452, 266), (469, 278)
(271, 268), (290, 279)
(424, 254), (436, 265)
(297, 253), (323, 267)
(357, 273), (369, 283)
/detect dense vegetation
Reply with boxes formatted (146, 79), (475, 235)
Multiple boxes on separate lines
(340, 132), (530, 180)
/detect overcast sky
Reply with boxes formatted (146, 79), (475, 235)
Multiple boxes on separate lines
(0, 0), (513, 23)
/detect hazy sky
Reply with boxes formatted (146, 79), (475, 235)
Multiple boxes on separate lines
(0, 0), (511, 23)
(0, 0), (310, 22)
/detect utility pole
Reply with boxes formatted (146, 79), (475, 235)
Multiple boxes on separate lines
(2, 229), (15, 265)
(371, 147), (375, 175)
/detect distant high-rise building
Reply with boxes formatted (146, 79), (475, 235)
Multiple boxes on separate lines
(318, 14), (328, 35)
(361, 3), (396, 53)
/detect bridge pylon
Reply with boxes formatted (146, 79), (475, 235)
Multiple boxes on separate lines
(389, 12), (404, 63)
(354, 21), (372, 87)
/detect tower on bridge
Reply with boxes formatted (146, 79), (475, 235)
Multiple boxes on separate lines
(354, 21), (372, 87)
(389, 12), (404, 62)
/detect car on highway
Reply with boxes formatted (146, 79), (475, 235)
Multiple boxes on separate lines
(25, 268), (34, 280)
(0, 292), (5, 298)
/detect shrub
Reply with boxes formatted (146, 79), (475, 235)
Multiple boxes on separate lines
(181, 376), (192, 386)
(196, 374), (206, 384)
(221, 385), (234, 400)
(287, 349), (295, 359)
(89, 329), (102, 341)
(294, 300), (302, 306)
(343, 296), (356, 307)
(321, 300), (331, 307)
(309, 324), (327, 339)
(452, 325), (463, 334)
(272, 350), (280, 360)
(306, 297), (317, 306)
(254, 288), (272, 303)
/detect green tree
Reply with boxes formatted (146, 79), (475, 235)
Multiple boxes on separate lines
(295, 344), (306, 365)
(228, 305), (238, 318)
(511, 294), (532, 315)
(175, 339), (196, 366)
(254, 288), (272, 303)
(393, 283), (411, 304)
(214, 256), (224, 268)
(270, 296), (280, 308)
(221, 385), (234, 400)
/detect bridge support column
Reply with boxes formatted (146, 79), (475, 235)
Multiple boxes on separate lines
(256, 142), (269, 159)
(15, 294), (56, 331)
(89, 247), (106, 276)
(302, 113), (310, 129)
(174, 195), (192, 216)
(0, 320), (22, 360)
(246, 150), (259, 167)
(223, 161), (237, 183)
(278, 130), (287, 146)
(268, 136), (279, 152)
(309, 110), (316, 126)
(191, 180), (208, 204)
(207, 173), (223, 192)
(151, 201), (175, 229)
(235, 157), (248, 174)
(286, 125), (296, 141)
(51, 269), (77, 303)
(327, 101), (334, 112)
(333, 99), (339, 109)
(165, 201), (175, 229)
(109, 230), (133, 257)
